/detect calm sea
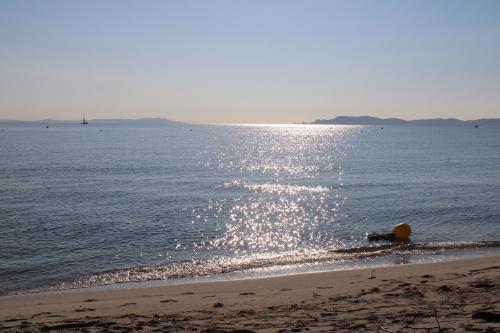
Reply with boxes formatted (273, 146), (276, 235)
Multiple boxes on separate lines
(1, 123), (499, 295)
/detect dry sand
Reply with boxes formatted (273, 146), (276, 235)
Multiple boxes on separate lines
(1, 255), (500, 332)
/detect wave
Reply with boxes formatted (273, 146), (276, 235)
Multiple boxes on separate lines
(16, 241), (500, 295)
(332, 241), (500, 254)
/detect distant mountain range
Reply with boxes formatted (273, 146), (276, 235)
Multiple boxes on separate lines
(2, 116), (500, 127)
(310, 116), (500, 127)
(0, 117), (183, 126)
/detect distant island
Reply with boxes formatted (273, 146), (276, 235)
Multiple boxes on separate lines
(0, 117), (183, 126)
(309, 116), (500, 127)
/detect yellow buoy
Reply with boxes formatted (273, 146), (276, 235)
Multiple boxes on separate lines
(393, 223), (412, 241)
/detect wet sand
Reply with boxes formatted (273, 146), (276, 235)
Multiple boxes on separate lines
(1, 255), (500, 332)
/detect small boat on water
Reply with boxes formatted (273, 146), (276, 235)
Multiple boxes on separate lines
(81, 117), (88, 125)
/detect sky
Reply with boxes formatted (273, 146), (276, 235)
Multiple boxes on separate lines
(1, 0), (499, 123)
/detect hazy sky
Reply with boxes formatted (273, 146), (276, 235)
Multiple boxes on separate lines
(1, 0), (499, 123)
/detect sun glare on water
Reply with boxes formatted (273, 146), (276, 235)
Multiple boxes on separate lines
(204, 125), (363, 255)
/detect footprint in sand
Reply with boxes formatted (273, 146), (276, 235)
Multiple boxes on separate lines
(31, 312), (51, 319)
(4, 318), (26, 322)
(120, 303), (137, 307)
(83, 299), (99, 302)
(75, 308), (96, 312)
(470, 280), (495, 289)
(469, 266), (500, 274)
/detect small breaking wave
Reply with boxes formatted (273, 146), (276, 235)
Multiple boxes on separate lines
(15, 241), (500, 295)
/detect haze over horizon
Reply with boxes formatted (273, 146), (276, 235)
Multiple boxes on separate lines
(1, 0), (499, 123)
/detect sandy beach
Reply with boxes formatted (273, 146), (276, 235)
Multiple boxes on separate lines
(1, 256), (499, 332)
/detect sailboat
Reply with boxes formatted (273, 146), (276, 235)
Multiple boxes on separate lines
(81, 116), (88, 125)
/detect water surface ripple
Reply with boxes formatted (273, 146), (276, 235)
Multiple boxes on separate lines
(1, 124), (499, 295)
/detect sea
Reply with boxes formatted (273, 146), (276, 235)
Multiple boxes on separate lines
(1, 122), (499, 296)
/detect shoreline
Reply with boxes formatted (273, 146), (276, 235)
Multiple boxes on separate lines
(1, 255), (499, 332)
(5, 242), (500, 299)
